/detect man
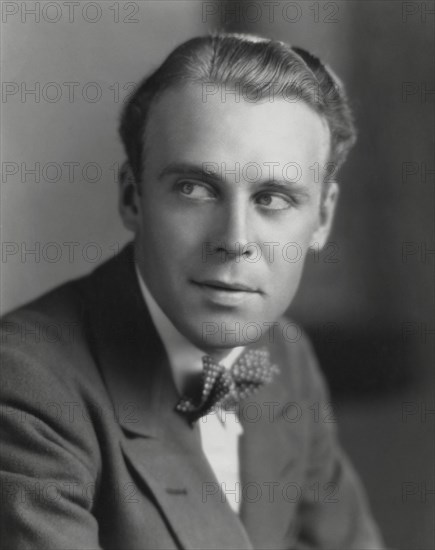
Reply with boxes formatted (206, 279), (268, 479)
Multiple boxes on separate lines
(0, 34), (384, 549)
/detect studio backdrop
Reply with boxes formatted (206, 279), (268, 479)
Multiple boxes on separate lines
(1, 2), (433, 549)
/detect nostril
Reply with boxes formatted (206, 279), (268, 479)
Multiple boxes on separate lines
(216, 242), (243, 256)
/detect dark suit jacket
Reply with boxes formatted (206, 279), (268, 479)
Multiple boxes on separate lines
(0, 244), (383, 549)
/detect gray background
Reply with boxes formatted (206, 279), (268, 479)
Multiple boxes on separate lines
(1, 1), (434, 548)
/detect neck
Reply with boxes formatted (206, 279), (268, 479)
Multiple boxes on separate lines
(201, 347), (235, 362)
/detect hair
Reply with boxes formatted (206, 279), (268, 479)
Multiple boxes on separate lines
(119, 33), (356, 185)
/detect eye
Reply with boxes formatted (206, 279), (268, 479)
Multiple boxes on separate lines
(178, 180), (216, 200)
(256, 193), (292, 210)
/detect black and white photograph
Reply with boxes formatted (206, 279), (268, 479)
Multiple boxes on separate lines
(1, 1), (434, 549)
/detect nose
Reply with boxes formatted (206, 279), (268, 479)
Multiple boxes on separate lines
(209, 198), (256, 260)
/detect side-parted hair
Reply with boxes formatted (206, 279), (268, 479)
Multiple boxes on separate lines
(119, 33), (356, 184)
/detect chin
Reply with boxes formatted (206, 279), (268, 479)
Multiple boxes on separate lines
(184, 311), (268, 350)
(198, 334), (247, 351)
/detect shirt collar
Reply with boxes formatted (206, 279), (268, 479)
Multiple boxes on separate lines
(135, 265), (245, 396)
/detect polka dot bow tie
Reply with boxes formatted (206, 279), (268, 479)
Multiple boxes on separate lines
(175, 347), (280, 423)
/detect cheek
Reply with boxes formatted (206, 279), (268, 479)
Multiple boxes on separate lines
(271, 253), (306, 295)
(139, 203), (203, 265)
(268, 212), (318, 262)
(263, 220), (316, 309)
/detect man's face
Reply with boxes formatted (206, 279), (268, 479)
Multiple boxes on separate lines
(128, 83), (333, 353)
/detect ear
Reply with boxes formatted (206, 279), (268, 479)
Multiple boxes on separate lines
(118, 161), (142, 233)
(310, 181), (339, 250)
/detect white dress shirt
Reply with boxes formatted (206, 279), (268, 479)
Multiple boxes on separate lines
(135, 266), (244, 513)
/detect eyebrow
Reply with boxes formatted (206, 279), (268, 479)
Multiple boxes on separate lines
(158, 162), (222, 184)
(158, 161), (311, 195)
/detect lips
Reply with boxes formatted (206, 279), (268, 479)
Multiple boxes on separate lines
(190, 278), (262, 307)
(193, 279), (260, 293)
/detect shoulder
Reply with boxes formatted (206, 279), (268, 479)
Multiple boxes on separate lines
(0, 245), (136, 488)
(268, 315), (330, 402)
(0, 243), (134, 390)
(1, 282), (102, 479)
(0, 256), (120, 442)
(1, 273), (93, 388)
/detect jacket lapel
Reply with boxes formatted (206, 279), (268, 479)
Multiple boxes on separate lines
(84, 243), (253, 550)
(238, 341), (305, 549)
(121, 433), (253, 550)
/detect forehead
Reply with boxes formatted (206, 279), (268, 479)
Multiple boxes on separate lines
(143, 83), (330, 174)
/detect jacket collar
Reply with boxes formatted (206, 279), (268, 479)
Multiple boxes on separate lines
(85, 242), (182, 438)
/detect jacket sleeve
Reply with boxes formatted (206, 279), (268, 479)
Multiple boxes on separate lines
(294, 335), (385, 550)
(0, 313), (103, 550)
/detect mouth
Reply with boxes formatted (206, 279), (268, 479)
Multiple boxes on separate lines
(193, 279), (260, 293)
(191, 279), (262, 307)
